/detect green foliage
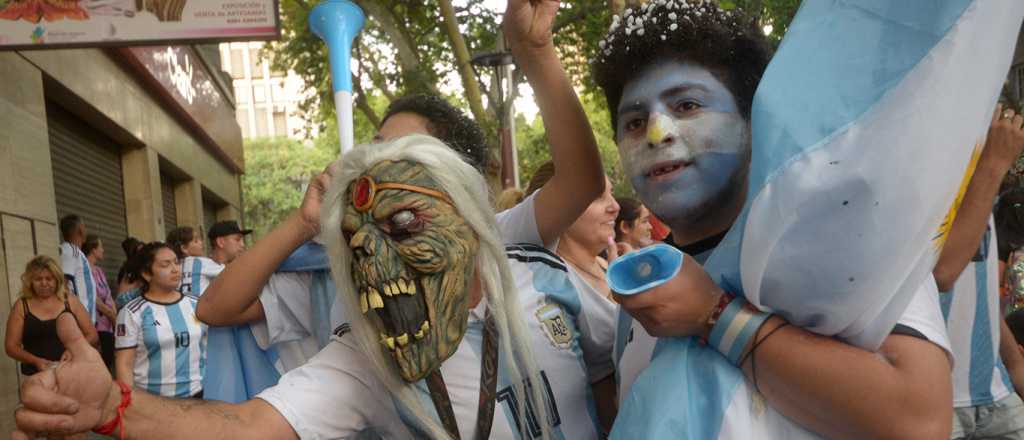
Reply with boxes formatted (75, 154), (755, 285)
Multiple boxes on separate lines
(257, 0), (801, 221)
(269, 0), (500, 133)
(516, 92), (634, 198)
(242, 136), (335, 239)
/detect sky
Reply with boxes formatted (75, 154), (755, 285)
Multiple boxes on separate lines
(477, 0), (540, 123)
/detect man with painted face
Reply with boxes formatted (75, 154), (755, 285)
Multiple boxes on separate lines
(593, 2), (952, 438)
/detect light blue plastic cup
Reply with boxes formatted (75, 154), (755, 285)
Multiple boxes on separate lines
(606, 244), (685, 296)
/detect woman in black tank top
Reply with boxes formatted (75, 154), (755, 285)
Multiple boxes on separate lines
(4, 255), (99, 376)
(19, 298), (72, 375)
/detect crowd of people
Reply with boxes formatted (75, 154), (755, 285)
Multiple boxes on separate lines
(5, 0), (1024, 439)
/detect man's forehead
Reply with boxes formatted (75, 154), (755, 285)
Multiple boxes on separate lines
(377, 112), (433, 141)
(618, 60), (734, 113)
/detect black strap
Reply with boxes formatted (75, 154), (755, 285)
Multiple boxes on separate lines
(425, 312), (499, 440)
(673, 230), (728, 255)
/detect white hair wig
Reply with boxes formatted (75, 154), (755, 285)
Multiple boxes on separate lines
(321, 134), (552, 439)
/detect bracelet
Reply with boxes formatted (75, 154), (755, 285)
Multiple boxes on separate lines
(94, 380), (132, 440)
(700, 292), (734, 345)
(750, 322), (790, 395)
(706, 294), (770, 366)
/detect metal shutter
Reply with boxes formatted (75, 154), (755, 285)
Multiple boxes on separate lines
(48, 102), (128, 283)
(161, 175), (177, 238)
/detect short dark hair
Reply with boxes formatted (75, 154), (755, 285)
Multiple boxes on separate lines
(996, 190), (1024, 261)
(593, 1), (772, 131)
(81, 234), (102, 257)
(1007, 309), (1024, 346)
(166, 226), (197, 260)
(615, 197), (644, 241)
(382, 94), (489, 172)
(59, 214), (83, 242)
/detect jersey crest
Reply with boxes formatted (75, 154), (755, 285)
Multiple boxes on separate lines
(535, 302), (573, 349)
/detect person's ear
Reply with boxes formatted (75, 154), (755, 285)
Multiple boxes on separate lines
(618, 220), (632, 235)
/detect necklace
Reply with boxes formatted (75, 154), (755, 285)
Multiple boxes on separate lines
(559, 252), (606, 282)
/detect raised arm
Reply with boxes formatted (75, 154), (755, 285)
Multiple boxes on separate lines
(934, 105), (1024, 291)
(196, 166), (332, 326)
(504, 0), (604, 246)
(13, 314), (297, 440)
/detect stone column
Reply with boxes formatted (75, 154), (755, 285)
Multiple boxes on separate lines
(174, 179), (204, 229)
(121, 146), (164, 242)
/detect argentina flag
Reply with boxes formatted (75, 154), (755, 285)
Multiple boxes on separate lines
(612, 0), (1024, 438)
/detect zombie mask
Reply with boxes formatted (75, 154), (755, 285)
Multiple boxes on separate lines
(341, 160), (480, 382)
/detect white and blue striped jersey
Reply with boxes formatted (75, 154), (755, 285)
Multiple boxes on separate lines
(178, 256), (224, 297)
(257, 243), (617, 439)
(941, 217), (1013, 407)
(59, 242), (96, 324)
(116, 294), (208, 398)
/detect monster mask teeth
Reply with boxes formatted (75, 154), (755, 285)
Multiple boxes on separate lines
(414, 328), (425, 340)
(396, 333), (409, 347)
(383, 283), (394, 297)
(407, 279), (417, 295)
(368, 288), (384, 309)
(397, 279), (408, 293)
(360, 291), (369, 314)
(382, 335), (396, 351)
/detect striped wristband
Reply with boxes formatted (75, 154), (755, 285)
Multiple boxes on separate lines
(707, 295), (770, 366)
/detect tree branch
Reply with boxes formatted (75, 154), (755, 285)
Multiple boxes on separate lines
(353, 73), (381, 128)
(352, 0), (439, 95)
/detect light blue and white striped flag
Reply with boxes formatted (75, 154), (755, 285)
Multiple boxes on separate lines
(612, 0), (1023, 438)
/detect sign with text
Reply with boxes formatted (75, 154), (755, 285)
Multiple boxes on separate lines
(0, 0), (279, 49)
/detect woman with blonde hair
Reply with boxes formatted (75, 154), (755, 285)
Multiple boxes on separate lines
(5, 255), (97, 378)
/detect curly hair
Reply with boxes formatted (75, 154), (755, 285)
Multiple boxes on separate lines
(592, 0), (772, 130)
(382, 95), (489, 172)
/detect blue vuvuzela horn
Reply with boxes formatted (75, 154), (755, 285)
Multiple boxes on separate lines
(310, 0), (365, 155)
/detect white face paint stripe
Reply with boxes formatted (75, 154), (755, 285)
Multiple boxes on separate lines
(716, 308), (754, 357)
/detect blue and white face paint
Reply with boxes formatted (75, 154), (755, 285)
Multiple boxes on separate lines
(615, 60), (750, 231)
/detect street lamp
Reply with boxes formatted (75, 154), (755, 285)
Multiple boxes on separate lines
(471, 48), (518, 189)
